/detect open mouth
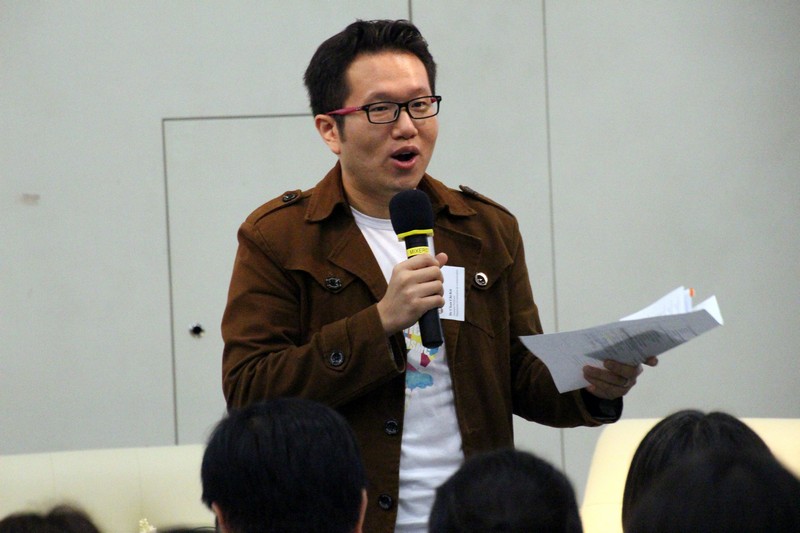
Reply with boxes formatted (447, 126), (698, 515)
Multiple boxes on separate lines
(393, 152), (416, 162)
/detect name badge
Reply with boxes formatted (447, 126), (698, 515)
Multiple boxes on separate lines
(440, 266), (465, 321)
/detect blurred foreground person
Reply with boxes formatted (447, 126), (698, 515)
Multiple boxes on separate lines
(0, 505), (100, 533)
(622, 410), (773, 530)
(201, 398), (367, 533)
(626, 449), (800, 533)
(429, 448), (582, 533)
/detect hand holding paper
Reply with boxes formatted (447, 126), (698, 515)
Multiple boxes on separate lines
(520, 287), (723, 393)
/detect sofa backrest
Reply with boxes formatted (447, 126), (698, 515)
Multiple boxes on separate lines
(580, 418), (800, 533)
(0, 444), (214, 532)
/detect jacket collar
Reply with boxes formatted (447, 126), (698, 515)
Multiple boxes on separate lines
(305, 162), (477, 222)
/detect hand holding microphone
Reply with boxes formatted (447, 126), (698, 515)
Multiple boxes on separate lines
(379, 189), (446, 348)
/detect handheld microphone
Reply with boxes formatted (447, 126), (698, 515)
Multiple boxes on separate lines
(389, 189), (444, 349)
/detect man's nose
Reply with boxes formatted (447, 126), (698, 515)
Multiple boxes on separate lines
(393, 108), (418, 137)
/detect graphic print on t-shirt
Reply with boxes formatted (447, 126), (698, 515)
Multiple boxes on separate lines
(404, 323), (440, 391)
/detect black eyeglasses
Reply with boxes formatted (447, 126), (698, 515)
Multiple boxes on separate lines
(326, 95), (442, 124)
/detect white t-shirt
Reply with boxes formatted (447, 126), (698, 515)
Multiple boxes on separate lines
(352, 208), (464, 533)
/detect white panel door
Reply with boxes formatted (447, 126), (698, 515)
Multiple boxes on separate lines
(163, 0), (410, 444)
(164, 116), (335, 443)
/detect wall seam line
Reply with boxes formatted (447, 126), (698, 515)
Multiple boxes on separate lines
(541, 0), (567, 473)
(161, 118), (180, 445)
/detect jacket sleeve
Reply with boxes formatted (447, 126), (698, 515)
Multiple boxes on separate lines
(507, 226), (621, 427)
(221, 221), (406, 409)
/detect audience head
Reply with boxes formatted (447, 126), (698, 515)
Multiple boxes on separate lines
(627, 449), (800, 532)
(201, 397), (366, 533)
(622, 409), (772, 529)
(429, 447), (582, 533)
(156, 526), (218, 533)
(0, 505), (100, 533)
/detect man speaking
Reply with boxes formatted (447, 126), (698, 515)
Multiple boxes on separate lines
(220, 19), (654, 532)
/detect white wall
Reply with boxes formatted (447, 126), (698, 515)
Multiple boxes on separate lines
(545, 1), (800, 491)
(3, 0), (799, 502)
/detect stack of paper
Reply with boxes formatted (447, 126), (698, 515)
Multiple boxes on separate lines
(520, 287), (724, 393)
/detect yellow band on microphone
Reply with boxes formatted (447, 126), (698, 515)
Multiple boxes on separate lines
(406, 246), (430, 257)
(396, 228), (434, 241)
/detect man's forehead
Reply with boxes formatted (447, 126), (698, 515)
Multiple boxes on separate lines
(344, 51), (431, 101)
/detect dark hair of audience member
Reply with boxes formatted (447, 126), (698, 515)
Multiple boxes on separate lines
(0, 505), (100, 533)
(428, 447), (583, 533)
(157, 527), (216, 533)
(201, 397), (366, 533)
(627, 449), (800, 533)
(621, 409), (773, 530)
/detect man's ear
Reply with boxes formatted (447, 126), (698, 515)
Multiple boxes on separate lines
(211, 502), (229, 533)
(352, 488), (368, 533)
(314, 114), (342, 155)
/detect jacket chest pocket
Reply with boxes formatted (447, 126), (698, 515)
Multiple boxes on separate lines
(293, 267), (376, 331)
(464, 266), (510, 339)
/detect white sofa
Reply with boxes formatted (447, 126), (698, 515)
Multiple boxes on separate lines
(580, 418), (800, 533)
(0, 444), (215, 532)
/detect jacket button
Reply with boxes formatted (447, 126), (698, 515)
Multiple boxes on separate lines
(328, 350), (345, 367)
(281, 192), (298, 202)
(384, 419), (399, 436)
(474, 272), (488, 287)
(378, 493), (394, 510)
(325, 276), (343, 291)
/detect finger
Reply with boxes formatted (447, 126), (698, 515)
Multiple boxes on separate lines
(603, 359), (642, 379)
(411, 265), (444, 286)
(584, 363), (641, 400)
(644, 356), (659, 367)
(417, 279), (445, 300)
(584, 365), (633, 389)
(585, 379), (630, 400)
(405, 253), (439, 269)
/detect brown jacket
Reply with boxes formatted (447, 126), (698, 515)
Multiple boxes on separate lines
(222, 163), (615, 532)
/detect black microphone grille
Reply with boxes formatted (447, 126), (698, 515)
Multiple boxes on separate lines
(389, 189), (434, 235)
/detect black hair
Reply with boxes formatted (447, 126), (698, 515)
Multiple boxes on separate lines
(621, 410), (773, 530)
(303, 19), (437, 126)
(201, 398), (365, 533)
(0, 505), (100, 533)
(627, 449), (800, 533)
(429, 448), (583, 533)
